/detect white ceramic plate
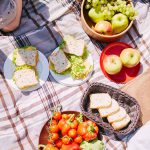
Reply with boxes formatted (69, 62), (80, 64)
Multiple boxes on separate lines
(3, 51), (49, 92)
(49, 48), (94, 87)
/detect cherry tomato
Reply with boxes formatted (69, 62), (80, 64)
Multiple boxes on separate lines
(55, 139), (63, 148)
(51, 133), (59, 141)
(50, 125), (59, 133)
(53, 112), (62, 121)
(45, 144), (58, 150)
(77, 122), (87, 136)
(68, 129), (77, 138)
(58, 119), (66, 130)
(61, 124), (71, 136)
(62, 136), (71, 145)
(62, 114), (70, 120)
(51, 120), (58, 125)
(70, 120), (78, 129)
(74, 135), (83, 144)
(62, 142), (81, 150)
(47, 138), (54, 144)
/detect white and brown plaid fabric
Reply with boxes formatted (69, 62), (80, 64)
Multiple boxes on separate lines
(0, 0), (150, 149)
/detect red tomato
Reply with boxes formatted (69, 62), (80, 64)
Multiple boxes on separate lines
(51, 120), (58, 125)
(74, 135), (82, 144)
(50, 125), (59, 133)
(70, 120), (78, 129)
(61, 124), (71, 136)
(68, 129), (77, 138)
(58, 119), (66, 130)
(55, 139), (63, 148)
(47, 138), (54, 144)
(62, 136), (71, 145)
(51, 133), (59, 141)
(62, 114), (70, 120)
(45, 144), (58, 150)
(77, 121), (98, 141)
(61, 142), (81, 150)
(53, 112), (62, 121)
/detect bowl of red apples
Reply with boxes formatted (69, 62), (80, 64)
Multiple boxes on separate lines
(81, 0), (137, 42)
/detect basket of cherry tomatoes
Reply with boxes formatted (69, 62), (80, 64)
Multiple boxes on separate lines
(38, 111), (105, 150)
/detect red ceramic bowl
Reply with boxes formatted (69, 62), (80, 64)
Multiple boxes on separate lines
(100, 42), (141, 83)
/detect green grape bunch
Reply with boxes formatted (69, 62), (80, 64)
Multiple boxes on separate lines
(85, 0), (138, 21)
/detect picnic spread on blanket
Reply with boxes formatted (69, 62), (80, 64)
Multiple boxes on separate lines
(0, 0), (150, 150)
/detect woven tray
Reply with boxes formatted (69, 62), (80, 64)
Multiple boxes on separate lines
(80, 82), (141, 136)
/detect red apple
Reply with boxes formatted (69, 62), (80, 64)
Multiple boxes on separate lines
(94, 21), (113, 35)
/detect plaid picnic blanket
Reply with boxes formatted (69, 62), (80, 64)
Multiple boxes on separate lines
(0, 0), (150, 149)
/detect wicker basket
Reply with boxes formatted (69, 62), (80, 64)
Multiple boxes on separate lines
(80, 82), (141, 136)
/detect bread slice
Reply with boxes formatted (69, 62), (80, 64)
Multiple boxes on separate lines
(13, 65), (38, 90)
(111, 114), (131, 130)
(90, 93), (112, 109)
(49, 50), (71, 73)
(98, 99), (120, 118)
(63, 35), (85, 56)
(13, 46), (38, 67)
(107, 107), (127, 123)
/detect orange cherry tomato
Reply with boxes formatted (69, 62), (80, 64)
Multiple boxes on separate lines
(62, 114), (70, 120)
(45, 144), (58, 150)
(62, 136), (71, 145)
(68, 129), (77, 138)
(50, 125), (59, 133)
(62, 124), (71, 136)
(58, 119), (66, 130)
(70, 120), (78, 129)
(51, 120), (58, 125)
(51, 133), (59, 141)
(53, 112), (62, 121)
(55, 139), (63, 148)
(74, 135), (83, 144)
(47, 138), (54, 144)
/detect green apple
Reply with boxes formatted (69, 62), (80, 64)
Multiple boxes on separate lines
(88, 8), (104, 23)
(120, 48), (141, 68)
(94, 21), (113, 35)
(103, 55), (122, 75)
(111, 13), (129, 34)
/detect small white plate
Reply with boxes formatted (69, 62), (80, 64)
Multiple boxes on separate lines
(3, 51), (49, 92)
(49, 48), (94, 87)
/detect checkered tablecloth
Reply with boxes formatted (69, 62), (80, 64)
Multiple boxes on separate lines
(0, 0), (150, 149)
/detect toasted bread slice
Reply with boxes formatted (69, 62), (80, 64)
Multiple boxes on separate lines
(111, 114), (131, 130)
(63, 35), (85, 56)
(14, 46), (38, 67)
(98, 99), (120, 118)
(107, 107), (127, 123)
(90, 93), (112, 109)
(49, 50), (71, 73)
(13, 65), (38, 90)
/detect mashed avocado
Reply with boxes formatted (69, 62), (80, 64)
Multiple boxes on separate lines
(80, 140), (105, 150)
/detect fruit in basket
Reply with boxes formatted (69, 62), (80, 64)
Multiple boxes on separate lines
(103, 55), (122, 75)
(111, 13), (129, 34)
(94, 21), (113, 35)
(62, 142), (81, 150)
(120, 48), (141, 68)
(88, 8), (104, 23)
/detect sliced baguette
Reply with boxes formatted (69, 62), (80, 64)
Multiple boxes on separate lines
(49, 50), (71, 73)
(63, 35), (85, 56)
(14, 46), (38, 67)
(13, 66), (38, 90)
(111, 114), (131, 130)
(98, 99), (120, 118)
(90, 93), (112, 109)
(107, 107), (127, 123)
